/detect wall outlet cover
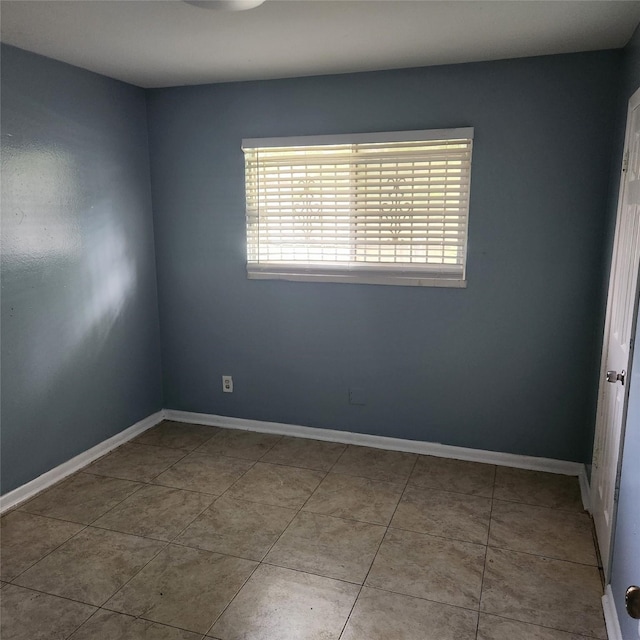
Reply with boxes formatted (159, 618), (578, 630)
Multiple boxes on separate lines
(349, 387), (366, 405)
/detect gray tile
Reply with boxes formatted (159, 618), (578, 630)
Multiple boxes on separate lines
(195, 429), (281, 461)
(69, 609), (202, 640)
(341, 587), (478, 640)
(366, 527), (485, 608)
(493, 467), (583, 511)
(153, 452), (253, 495)
(176, 496), (297, 560)
(104, 543), (257, 634)
(391, 484), (491, 544)
(209, 564), (359, 640)
(489, 500), (598, 565)
(0, 511), (84, 581)
(265, 511), (385, 583)
(88, 443), (187, 482)
(92, 484), (214, 541)
(0, 584), (96, 640)
(480, 547), (606, 638)
(14, 527), (164, 605)
(409, 456), (495, 497)
(303, 472), (403, 525)
(20, 473), (142, 524)
(225, 462), (324, 509)
(134, 420), (220, 450)
(331, 445), (416, 483)
(261, 437), (346, 471)
(477, 613), (594, 640)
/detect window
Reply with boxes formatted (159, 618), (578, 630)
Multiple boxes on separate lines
(242, 128), (473, 287)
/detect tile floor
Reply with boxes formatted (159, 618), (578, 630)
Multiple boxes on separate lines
(0, 421), (606, 640)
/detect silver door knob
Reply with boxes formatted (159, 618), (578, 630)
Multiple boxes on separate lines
(626, 585), (640, 619)
(606, 370), (626, 385)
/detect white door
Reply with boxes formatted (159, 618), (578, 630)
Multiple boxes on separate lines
(592, 87), (640, 577)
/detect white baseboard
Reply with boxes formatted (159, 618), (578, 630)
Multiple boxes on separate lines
(164, 409), (585, 477)
(0, 410), (165, 514)
(2, 408), (590, 516)
(579, 467), (592, 513)
(603, 584), (623, 640)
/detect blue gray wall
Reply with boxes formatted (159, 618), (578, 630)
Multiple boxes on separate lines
(147, 51), (620, 462)
(1, 45), (163, 493)
(0, 44), (627, 496)
(610, 24), (640, 640)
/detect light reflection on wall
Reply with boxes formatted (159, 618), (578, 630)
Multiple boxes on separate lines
(79, 207), (136, 349)
(1, 146), (79, 261)
(1, 145), (136, 393)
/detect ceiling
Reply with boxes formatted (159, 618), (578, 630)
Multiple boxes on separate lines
(1, 1), (639, 89)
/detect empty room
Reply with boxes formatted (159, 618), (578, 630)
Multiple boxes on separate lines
(2, 1), (640, 639)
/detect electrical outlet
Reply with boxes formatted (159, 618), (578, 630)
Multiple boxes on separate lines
(349, 387), (366, 405)
(222, 375), (233, 393)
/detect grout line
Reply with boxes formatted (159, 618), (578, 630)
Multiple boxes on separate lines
(14, 507), (102, 528)
(86, 490), (216, 544)
(168, 538), (266, 563)
(6, 522), (91, 585)
(64, 606), (103, 640)
(489, 496), (587, 514)
(243, 468), (330, 560)
(477, 610), (605, 640)
(83, 483), (149, 526)
(336, 453), (419, 640)
(194, 429), (283, 464)
(474, 466), (497, 639)
(255, 434), (285, 460)
(257, 559), (364, 586)
(343, 581), (487, 616)
(483, 543), (602, 568)
(90, 605), (220, 638)
(6, 451), (200, 590)
(88, 531), (172, 606)
(383, 522), (488, 547)
(200, 440), (352, 637)
(238, 458), (340, 474)
(54, 449), (200, 531)
(300, 507), (398, 528)
(11, 481), (148, 532)
(328, 443), (350, 472)
(201, 503), (315, 633)
(202, 574), (254, 640)
(189, 440), (294, 637)
(402, 481), (494, 500)
(12, 471), (88, 514)
(17, 577), (231, 640)
(3, 581), (99, 610)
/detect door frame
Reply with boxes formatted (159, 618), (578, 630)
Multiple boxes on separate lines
(592, 86), (640, 579)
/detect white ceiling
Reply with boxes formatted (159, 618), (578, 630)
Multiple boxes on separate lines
(1, 1), (639, 89)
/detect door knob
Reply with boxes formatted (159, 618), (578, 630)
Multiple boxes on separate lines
(626, 585), (640, 619)
(606, 370), (626, 385)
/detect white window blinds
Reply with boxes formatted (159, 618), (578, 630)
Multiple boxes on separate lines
(243, 128), (473, 287)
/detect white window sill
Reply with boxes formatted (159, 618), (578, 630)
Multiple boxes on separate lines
(247, 271), (467, 288)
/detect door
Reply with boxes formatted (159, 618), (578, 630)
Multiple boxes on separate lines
(609, 326), (640, 640)
(592, 87), (640, 577)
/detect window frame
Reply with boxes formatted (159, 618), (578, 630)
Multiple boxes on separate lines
(242, 127), (474, 288)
